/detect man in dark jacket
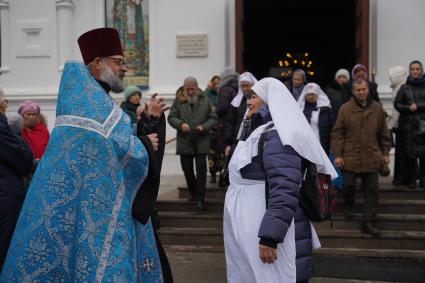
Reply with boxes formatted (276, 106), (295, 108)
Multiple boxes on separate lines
(332, 79), (391, 236)
(0, 90), (34, 272)
(168, 76), (217, 211)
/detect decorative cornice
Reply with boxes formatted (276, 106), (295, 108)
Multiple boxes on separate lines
(0, 0), (9, 9)
(55, 0), (74, 9)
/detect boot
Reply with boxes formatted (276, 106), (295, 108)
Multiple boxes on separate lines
(196, 200), (205, 212)
(361, 223), (380, 237)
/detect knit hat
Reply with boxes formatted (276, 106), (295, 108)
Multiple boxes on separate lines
(77, 28), (123, 65)
(0, 88), (5, 103)
(335, 68), (350, 81)
(18, 100), (40, 116)
(124, 85), (142, 101)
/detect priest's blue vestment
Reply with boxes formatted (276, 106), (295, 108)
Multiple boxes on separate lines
(0, 61), (163, 282)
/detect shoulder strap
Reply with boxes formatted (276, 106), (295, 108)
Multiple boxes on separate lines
(258, 123), (275, 208)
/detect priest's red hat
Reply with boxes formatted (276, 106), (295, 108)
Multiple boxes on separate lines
(77, 28), (123, 65)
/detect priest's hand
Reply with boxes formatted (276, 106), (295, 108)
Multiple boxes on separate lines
(259, 244), (277, 264)
(146, 93), (170, 118)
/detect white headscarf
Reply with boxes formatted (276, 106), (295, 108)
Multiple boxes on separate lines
(251, 78), (337, 178)
(231, 72), (258, 107)
(297, 82), (331, 110)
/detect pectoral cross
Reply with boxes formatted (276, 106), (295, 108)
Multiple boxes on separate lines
(142, 258), (154, 272)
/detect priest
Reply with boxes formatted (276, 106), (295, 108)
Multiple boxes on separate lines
(1, 28), (164, 282)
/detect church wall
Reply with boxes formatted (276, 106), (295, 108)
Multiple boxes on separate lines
(371, 0), (425, 100)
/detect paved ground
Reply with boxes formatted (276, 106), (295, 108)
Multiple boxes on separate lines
(166, 250), (406, 283)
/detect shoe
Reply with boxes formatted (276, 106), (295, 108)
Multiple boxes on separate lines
(408, 182), (417, 189)
(361, 223), (380, 237)
(344, 210), (354, 221)
(196, 201), (205, 212)
(392, 179), (406, 186)
(188, 194), (196, 202)
(210, 174), (216, 184)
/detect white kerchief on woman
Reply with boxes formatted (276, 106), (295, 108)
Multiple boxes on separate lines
(251, 78), (337, 178)
(297, 82), (331, 111)
(231, 72), (258, 107)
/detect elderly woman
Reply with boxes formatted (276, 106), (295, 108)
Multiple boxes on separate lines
(350, 64), (380, 102)
(394, 60), (425, 188)
(120, 85), (142, 124)
(298, 82), (334, 154)
(325, 68), (351, 115)
(223, 78), (336, 282)
(284, 69), (307, 101)
(18, 100), (49, 160)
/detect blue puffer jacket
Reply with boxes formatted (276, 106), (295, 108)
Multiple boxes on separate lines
(239, 105), (314, 282)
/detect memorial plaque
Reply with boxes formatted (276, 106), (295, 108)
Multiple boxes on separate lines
(176, 34), (208, 58)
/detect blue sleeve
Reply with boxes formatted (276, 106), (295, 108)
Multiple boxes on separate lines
(258, 130), (302, 246)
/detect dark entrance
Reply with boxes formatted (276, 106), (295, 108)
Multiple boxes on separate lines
(236, 0), (369, 87)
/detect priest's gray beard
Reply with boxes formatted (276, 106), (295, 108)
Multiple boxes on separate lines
(99, 65), (125, 93)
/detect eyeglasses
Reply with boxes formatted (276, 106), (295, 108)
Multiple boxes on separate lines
(2, 99), (7, 105)
(102, 56), (128, 68)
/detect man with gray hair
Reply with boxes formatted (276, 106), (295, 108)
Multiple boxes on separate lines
(168, 76), (217, 211)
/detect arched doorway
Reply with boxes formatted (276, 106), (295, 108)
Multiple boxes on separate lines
(235, 0), (370, 87)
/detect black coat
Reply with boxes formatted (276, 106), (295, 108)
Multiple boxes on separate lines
(132, 114), (166, 224)
(216, 76), (242, 149)
(0, 113), (33, 271)
(325, 81), (350, 116)
(394, 77), (425, 159)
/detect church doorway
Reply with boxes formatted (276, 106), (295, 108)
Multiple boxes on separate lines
(235, 0), (369, 87)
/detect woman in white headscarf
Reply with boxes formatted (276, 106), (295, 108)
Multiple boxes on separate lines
(231, 71), (258, 107)
(298, 82), (335, 154)
(223, 78), (336, 283)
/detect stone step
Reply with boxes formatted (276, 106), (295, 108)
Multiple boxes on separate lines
(158, 227), (223, 246)
(313, 248), (425, 282)
(156, 199), (224, 212)
(158, 211), (223, 229)
(177, 186), (425, 200)
(336, 199), (425, 214)
(318, 230), (425, 250)
(157, 198), (425, 214)
(163, 244), (224, 253)
(316, 213), (425, 231)
(178, 187), (227, 200)
(159, 227), (425, 251)
(158, 211), (425, 232)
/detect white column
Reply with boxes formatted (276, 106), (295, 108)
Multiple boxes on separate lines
(56, 0), (74, 71)
(0, 0), (10, 74)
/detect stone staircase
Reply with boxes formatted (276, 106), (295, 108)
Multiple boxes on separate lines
(157, 177), (425, 282)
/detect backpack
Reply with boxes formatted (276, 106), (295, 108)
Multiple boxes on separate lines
(258, 124), (336, 222)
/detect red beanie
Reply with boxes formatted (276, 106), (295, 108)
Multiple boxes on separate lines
(77, 28), (123, 65)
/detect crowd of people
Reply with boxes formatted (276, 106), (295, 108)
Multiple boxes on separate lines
(1, 25), (425, 282)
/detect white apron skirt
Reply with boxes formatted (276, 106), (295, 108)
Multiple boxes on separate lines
(223, 126), (296, 283)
